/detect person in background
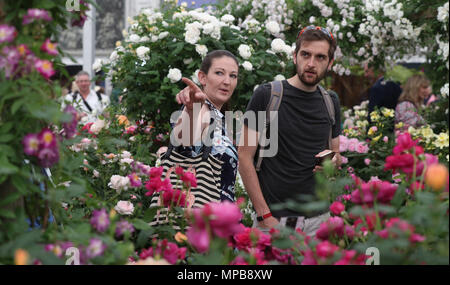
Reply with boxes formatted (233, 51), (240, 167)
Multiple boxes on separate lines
(394, 74), (430, 132)
(62, 70), (110, 124)
(365, 62), (402, 117)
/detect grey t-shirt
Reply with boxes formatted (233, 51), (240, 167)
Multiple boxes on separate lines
(244, 80), (341, 218)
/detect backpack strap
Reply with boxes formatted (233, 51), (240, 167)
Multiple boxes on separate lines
(318, 85), (336, 150)
(96, 90), (103, 103)
(255, 80), (283, 172)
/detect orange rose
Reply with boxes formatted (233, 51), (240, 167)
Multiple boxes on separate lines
(117, 115), (129, 126)
(425, 164), (449, 191)
(174, 232), (188, 243)
(14, 249), (29, 265)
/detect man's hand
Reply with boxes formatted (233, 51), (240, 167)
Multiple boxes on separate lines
(175, 77), (207, 110)
(257, 216), (279, 229)
(313, 149), (338, 172)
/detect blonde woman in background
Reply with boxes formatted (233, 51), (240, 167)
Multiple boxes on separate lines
(394, 74), (430, 132)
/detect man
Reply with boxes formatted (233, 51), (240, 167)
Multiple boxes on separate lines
(62, 70), (110, 124)
(364, 62), (402, 116)
(238, 26), (341, 236)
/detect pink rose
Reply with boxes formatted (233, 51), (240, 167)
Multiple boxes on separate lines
(316, 241), (339, 258)
(364, 158), (371, 165)
(330, 201), (345, 216)
(114, 200), (134, 215)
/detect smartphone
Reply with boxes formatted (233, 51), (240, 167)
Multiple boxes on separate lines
(315, 150), (335, 165)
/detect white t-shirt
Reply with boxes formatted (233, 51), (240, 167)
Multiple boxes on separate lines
(62, 90), (110, 124)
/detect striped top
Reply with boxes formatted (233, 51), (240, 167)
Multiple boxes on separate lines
(176, 100), (238, 202)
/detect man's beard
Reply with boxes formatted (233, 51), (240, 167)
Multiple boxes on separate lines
(296, 66), (327, 87)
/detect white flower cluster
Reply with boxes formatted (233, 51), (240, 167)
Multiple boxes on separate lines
(436, 34), (449, 69)
(437, 2), (449, 24)
(180, 9), (227, 45)
(332, 63), (351, 76)
(270, 38), (293, 57)
(227, 0), (293, 37)
(440, 83), (449, 98)
(312, 0), (333, 17)
(358, 0), (421, 65)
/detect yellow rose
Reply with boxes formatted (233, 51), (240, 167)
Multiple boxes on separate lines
(381, 108), (395, 118)
(372, 134), (382, 142)
(370, 111), (380, 122)
(434, 132), (449, 149)
(395, 122), (404, 129)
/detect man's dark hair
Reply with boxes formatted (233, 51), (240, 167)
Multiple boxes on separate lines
(200, 50), (239, 74)
(294, 28), (337, 61)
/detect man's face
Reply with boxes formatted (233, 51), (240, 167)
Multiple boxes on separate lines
(293, 40), (333, 88)
(76, 74), (91, 94)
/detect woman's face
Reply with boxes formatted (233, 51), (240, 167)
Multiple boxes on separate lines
(199, 56), (238, 109)
(419, 85), (430, 100)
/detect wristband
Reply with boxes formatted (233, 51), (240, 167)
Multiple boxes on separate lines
(257, 212), (272, 222)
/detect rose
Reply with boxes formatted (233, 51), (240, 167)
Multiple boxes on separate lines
(136, 46), (150, 60)
(271, 38), (286, 53)
(265, 21), (280, 35)
(114, 201), (135, 215)
(108, 175), (130, 193)
(195, 44), (208, 57)
(238, 44), (252, 59)
(221, 14), (235, 23)
(167, 68), (182, 83)
(242, 61), (253, 71)
(90, 119), (105, 134)
(128, 34), (141, 43)
(330, 201), (345, 215)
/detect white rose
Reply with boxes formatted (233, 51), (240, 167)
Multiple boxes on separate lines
(265, 21), (280, 35)
(90, 119), (105, 134)
(309, 16), (316, 23)
(203, 23), (214, 35)
(274, 74), (286, 81)
(136, 46), (150, 60)
(121, 151), (132, 159)
(271, 38), (286, 53)
(110, 51), (119, 62)
(195, 44), (208, 57)
(140, 36), (149, 42)
(192, 69), (200, 85)
(129, 34), (141, 43)
(221, 14), (235, 23)
(114, 201), (134, 215)
(93, 170), (100, 178)
(92, 59), (103, 73)
(184, 28), (200, 45)
(238, 44), (252, 59)
(242, 61), (253, 71)
(167, 68), (182, 83)
(108, 175), (130, 193)
(159, 32), (169, 40)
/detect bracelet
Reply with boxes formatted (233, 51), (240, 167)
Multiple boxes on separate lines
(256, 212), (272, 222)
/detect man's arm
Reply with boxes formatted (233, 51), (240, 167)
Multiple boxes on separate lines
(238, 124), (279, 229)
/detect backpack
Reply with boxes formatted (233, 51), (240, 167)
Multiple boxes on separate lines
(255, 80), (336, 172)
(72, 91), (103, 113)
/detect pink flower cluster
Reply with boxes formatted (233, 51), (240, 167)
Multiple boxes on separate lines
(175, 166), (197, 188)
(139, 239), (187, 265)
(0, 24), (17, 44)
(144, 166), (189, 208)
(22, 128), (59, 168)
(339, 135), (369, 153)
(375, 218), (426, 244)
(22, 9), (52, 25)
(316, 216), (355, 241)
(385, 132), (438, 177)
(350, 179), (398, 206)
(186, 201), (243, 253)
(302, 243), (367, 265)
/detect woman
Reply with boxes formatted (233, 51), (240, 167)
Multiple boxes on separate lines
(395, 74), (430, 132)
(171, 50), (239, 203)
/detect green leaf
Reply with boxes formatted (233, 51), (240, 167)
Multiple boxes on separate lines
(0, 192), (22, 207)
(0, 134), (14, 143)
(0, 156), (19, 175)
(0, 209), (16, 219)
(132, 219), (152, 231)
